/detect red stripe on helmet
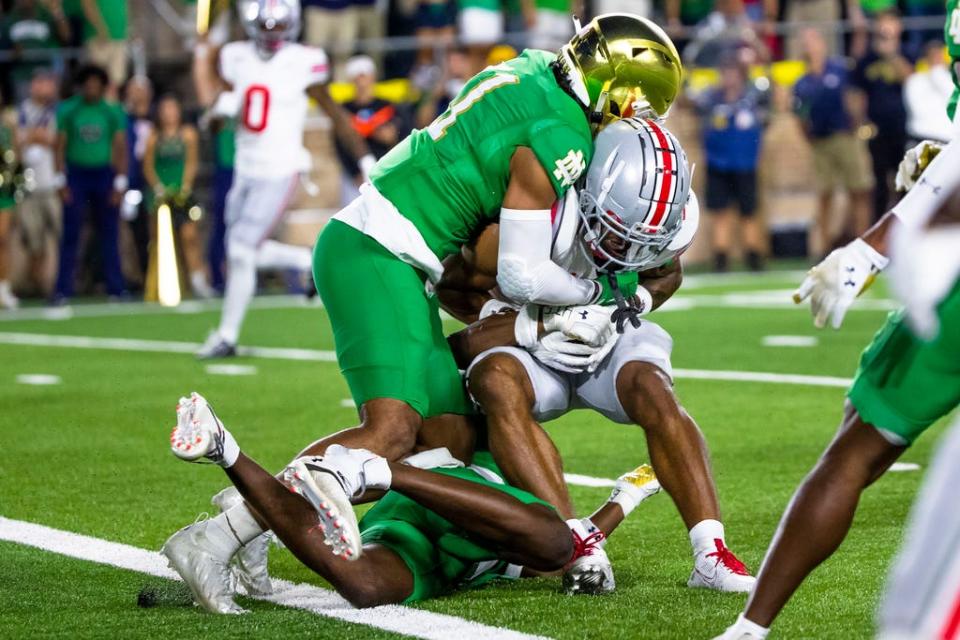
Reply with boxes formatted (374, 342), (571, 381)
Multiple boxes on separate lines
(645, 119), (673, 228)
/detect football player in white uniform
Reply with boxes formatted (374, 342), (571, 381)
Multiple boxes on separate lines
(437, 118), (756, 594)
(194, 0), (375, 358)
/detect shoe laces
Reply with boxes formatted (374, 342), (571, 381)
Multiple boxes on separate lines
(570, 530), (606, 561)
(706, 539), (750, 576)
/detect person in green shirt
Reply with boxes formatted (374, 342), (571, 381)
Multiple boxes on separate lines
(80, 0), (128, 93)
(0, 102), (19, 309)
(207, 117), (234, 293)
(54, 64), (128, 301)
(143, 93), (213, 299)
(2, 0), (72, 102)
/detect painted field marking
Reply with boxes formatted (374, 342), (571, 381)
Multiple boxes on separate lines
(15, 373), (62, 385)
(340, 398), (357, 408)
(205, 364), (259, 376)
(762, 335), (819, 348)
(0, 516), (549, 640)
(0, 332), (855, 390)
(890, 462), (922, 472)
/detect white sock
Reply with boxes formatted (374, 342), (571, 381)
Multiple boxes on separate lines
(580, 517), (606, 546)
(361, 456), (392, 492)
(727, 614), (770, 639)
(220, 503), (265, 546)
(218, 244), (257, 345)
(689, 519), (725, 555)
(218, 428), (240, 468)
(256, 239), (312, 271)
(203, 513), (242, 560)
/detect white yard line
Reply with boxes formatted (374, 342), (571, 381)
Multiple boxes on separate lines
(0, 332), (855, 388)
(0, 516), (549, 640)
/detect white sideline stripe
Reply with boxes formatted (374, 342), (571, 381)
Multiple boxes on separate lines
(0, 517), (549, 640)
(0, 332), (855, 388)
(890, 462), (921, 472)
(673, 368), (851, 388)
(205, 364), (259, 376)
(762, 335), (819, 348)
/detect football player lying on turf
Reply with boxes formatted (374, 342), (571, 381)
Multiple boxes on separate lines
(165, 392), (661, 612)
(712, 118), (960, 639)
(434, 117), (755, 594)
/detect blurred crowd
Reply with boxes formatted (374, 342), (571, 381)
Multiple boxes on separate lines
(0, 0), (953, 308)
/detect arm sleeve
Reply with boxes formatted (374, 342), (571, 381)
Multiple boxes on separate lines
(497, 208), (600, 306)
(218, 43), (241, 86)
(304, 46), (330, 88)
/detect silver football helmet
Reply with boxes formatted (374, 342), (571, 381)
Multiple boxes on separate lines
(240, 0), (301, 56)
(578, 117), (691, 272)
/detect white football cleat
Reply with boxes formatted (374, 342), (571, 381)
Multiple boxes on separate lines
(563, 521), (615, 595)
(211, 487), (273, 596)
(169, 393), (230, 464)
(689, 539), (756, 593)
(710, 614), (770, 640)
(195, 331), (236, 359)
(282, 455), (364, 561)
(161, 518), (247, 615)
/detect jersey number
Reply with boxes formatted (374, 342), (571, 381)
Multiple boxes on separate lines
(427, 73), (519, 141)
(242, 85), (271, 133)
(951, 8), (960, 45)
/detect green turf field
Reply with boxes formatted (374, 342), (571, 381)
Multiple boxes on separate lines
(0, 270), (950, 639)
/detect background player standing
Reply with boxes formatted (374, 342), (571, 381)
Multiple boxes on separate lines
(194, 0), (374, 358)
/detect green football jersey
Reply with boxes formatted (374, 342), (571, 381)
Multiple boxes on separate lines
(370, 49), (593, 262)
(57, 96), (127, 168)
(947, 0), (960, 121)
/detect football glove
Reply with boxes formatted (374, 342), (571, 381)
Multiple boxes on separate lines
(542, 304), (616, 348)
(531, 330), (620, 374)
(888, 221), (960, 341)
(793, 238), (889, 329)
(896, 139), (943, 193)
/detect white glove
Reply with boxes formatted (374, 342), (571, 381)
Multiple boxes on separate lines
(889, 221), (960, 341)
(896, 139), (943, 193)
(531, 330), (620, 374)
(793, 238), (890, 329)
(210, 90), (240, 118)
(542, 304), (616, 348)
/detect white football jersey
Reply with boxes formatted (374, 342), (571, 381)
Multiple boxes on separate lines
(219, 41), (329, 178)
(550, 187), (700, 278)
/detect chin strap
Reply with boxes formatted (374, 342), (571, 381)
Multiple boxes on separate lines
(606, 273), (643, 334)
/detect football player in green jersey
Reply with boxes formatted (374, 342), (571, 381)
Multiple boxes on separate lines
(713, 12), (960, 638)
(165, 391), (661, 610)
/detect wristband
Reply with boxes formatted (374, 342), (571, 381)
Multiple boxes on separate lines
(632, 285), (654, 315)
(358, 154), (377, 181)
(479, 298), (518, 320)
(852, 238), (890, 271)
(52, 173), (66, 189)
(113, 174), (129, 192)
(513, 304), (540, 348)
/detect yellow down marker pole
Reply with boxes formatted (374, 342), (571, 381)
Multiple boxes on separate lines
(196, 0), (211, 36)
(156, 204), (181, 307)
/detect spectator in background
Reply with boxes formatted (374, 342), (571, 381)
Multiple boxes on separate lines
(413, 0), (456, 69)
(521, 0), (577, 51)
(54, 64), (128, 303)
(81, 0), (129, 94)
(143, 93), (213, 299)
(2, 0), (71, 103)
(208, 116), (235, 293)
(414, 45), (470, 128)
(0, 91), (18, 309)
(903, 0), (947, 60)
(684, 0), (769, 67)
(666, 0), (715, 51)
(793, 28), (873, 255)
(851, 10), (912, 221)
(596, 0), (650, 18)
(336, 55), (399, 206)
(695, 50), (767, 271)
(303, 0), (356, 81)
(353, 0), (388, 69)
(457, 0), (503, 73)
(123, 75), (152, 279)
(784, 0), (866, 61)
(904, 41), (955, 144)
(15, 70), (61, 298)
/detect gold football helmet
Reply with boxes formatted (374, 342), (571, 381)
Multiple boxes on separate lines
(557, 14), (682, 128)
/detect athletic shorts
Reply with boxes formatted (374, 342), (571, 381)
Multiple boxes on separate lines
(468, 320), (674, 424)
(811, 132), (875, 193)
(16, 191), (61, 254)
(224, 172), (300, 248)
(848, 282), (960, 445)
(312, 220), (470, 417)
(359, 452), (550, 602)
(705, 167), (758, 216)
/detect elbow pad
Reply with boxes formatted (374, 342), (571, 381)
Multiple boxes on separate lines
(497, 256), (539, 304)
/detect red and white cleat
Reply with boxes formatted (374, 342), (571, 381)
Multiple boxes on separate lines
(689, 539), (756, 593)
(562, 521), (615, 595)
(169, 392), (231, 464)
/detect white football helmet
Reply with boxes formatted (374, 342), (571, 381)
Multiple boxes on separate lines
(578, 117), (691, 272)
(239, 0), (301, 56)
